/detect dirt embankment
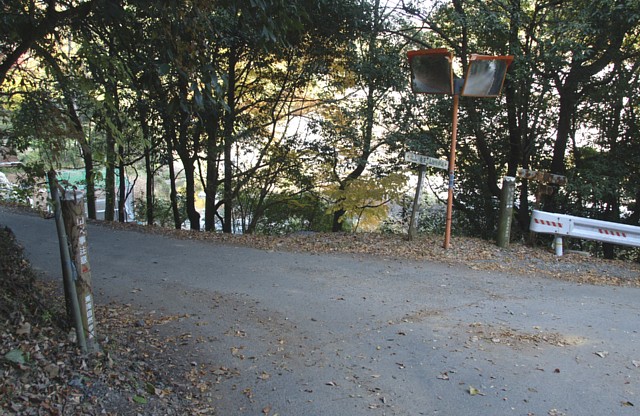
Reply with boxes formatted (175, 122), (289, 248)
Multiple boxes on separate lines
(1, 225), (200, 415)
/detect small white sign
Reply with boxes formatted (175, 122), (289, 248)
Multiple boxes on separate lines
(404, 152), (448, 170)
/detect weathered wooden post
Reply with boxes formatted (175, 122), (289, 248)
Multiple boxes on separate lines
(497, 176), (516, 248)
(404, 151), (448, 242)
(47, 171), (87, 353)
(61, 188), (99, 352)
(408, 165), (426, 241)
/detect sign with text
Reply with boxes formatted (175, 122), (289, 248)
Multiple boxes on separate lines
(517, 168), (567, 186)
(404, 152), (448, 170)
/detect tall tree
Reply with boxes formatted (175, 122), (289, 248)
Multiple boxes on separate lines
(0, 0), (95, 88)
(543, 0), (640, 177)
(310, 0), (409, 232)
(31, 44), (98, 219)
(197, 0), (362, 233)
(401, 0), (640, 239)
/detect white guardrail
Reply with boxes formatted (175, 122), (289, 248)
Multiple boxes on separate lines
(530, 210), (640, 256)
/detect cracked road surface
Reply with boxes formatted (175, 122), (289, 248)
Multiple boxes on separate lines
(2, 208), (639, 415)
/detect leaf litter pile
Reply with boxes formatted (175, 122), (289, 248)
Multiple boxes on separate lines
(1, 205), (639, 415)
(0, 226), (203, 415)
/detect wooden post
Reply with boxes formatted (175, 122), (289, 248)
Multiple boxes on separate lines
(61, 189), (99, 352)
(47, 171), (87, 353)
(408, 165), (426, 241)
(497, 176), (516, 248)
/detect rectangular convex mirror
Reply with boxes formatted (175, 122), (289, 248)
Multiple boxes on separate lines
(407, 49), (454, 95)
(461, 55), (514, 97)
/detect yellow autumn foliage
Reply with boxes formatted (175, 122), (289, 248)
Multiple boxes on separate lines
(325, 173), (407, 232)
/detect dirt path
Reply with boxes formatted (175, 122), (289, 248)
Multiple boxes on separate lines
(3, 207), (640, 415)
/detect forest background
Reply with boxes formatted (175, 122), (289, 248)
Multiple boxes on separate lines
(1, 0), (639, 260)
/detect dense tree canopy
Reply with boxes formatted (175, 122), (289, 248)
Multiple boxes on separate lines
(1, 0), (639, 259)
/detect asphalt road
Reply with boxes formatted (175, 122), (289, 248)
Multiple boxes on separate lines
(2, 207), (639, 415)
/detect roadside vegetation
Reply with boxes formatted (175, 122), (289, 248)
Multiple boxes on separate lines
(0, 224), (211, 415)
(1, 1), (639, 255)
(2, 3), (639, 409)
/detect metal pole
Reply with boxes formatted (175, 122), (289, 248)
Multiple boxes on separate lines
(443, 93), (459, 249)
(408, 165), (426, 241)
(47, 171), (88, 354)
(497, 176), (516, 248)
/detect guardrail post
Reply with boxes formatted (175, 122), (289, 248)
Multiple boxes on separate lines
(497, 176), (516, 248)
(554, 236), (563, 256)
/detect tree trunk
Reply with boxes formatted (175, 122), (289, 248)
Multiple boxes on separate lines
(83, 161), (96, 220)
(204, 109), (221, 232)
(174, 80), (201, 231)
(33, 44), (98, 219)
(104, 128), (116, 221)
(550, 19), (629, 180)
(468, 105), (501, 197)
(332, 208), (346, 232)
(139, 104), (155, 226)
(330, 33), (376, 233)
(223, 49), (238, 233)
(118, 145), (126, 222)
(164, 125), (182, 230)
(630, 188), (640, 226)
(505, 0), (522, 178)
(177, 144), (200, 231)
(245, 187), (270, 234)
(144, 147), (154, 226)
(550, 88), (578, 176)
(68, 100), (97, 220)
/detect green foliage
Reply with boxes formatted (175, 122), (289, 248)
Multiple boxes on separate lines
(10, 91), (80, 171)
(134, 194), (187, 228)
(565, 148), (621, 211)
(2, 0), (640, 253)
(416, 203), (447, 236)
(253, 192), (334, 235)
(400, 0), (640, 251)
